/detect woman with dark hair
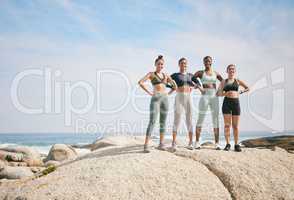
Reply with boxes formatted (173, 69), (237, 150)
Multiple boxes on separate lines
(170, 57), (201, 152)
(217, 64), (249, 152)
(194, 56), (223, 150)
(138, 55), (177, 153)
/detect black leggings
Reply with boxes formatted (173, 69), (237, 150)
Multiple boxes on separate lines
(222, 97), (240, 116)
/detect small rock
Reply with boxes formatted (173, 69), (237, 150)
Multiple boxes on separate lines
(15, 196), (27, 200)
(0, 160), (7, 170)
(44, 160), (60, 167)
(91, 136), (147, 151)
(7, 162), (28, 167)
(30, 167), (45, 173)
(201, 141), (215, 147)
(241, 135), (294, 151)
(0, 166), (34, 179)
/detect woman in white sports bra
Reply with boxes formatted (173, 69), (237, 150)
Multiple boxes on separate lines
(194, 56), (223, 150)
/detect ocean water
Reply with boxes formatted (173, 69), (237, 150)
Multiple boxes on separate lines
(0, 133), (103, 155)
(0, 131), (293, 154)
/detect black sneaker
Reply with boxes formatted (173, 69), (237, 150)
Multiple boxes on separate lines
(234, 144), (242, 152)
(224, 144), (231, 151)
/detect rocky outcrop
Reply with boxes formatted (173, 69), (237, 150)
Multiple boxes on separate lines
(175, 147), (294, 200)
(241, 135), (294, 151)
(0, 146), (231, 200)
(0, 136), (293, 200)
(0, 146), (43, 166)
(45, 144), (77, 162)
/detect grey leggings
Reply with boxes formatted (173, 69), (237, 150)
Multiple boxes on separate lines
(196, 88), (219, 128)
(173, 92), (193, 133)
(146, 93), (169, 136)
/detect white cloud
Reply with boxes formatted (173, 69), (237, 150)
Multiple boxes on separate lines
(0, 1), (293, 133)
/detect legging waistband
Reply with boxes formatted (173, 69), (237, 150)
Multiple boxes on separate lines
(224, 97), (239, 101)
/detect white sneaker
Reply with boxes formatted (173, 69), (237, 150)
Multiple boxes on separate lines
(157, 143), (167, 151)
(194, 142), (201, 149)
(170, 142), (177, 152)
(215, 143), (221, 150)
(187, 143), (194, 150)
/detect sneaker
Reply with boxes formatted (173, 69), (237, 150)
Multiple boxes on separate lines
(224, 143), (231, 151)
(170, 142), (177, 152)
(157, 143), (167, 151)
(143, 144), (150, 153)
(215, 143), (221, 150)
(194, 142), (201, 150)
(187, 142), (194, 150)
(234, 144), (242, 152)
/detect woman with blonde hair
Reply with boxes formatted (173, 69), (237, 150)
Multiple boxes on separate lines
(217, 64), (249, 152)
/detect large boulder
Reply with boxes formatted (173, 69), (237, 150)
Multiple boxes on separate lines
(1, 136), (293, 200)
(0, 147), (232, 200)
(0, 146), (43, 166)
(90, 136), (148, 151)
(45, 144), (77, 162)
(175, 147), (294, 200)
(241, 135), (294, 151)
(0, 166), (34, 179)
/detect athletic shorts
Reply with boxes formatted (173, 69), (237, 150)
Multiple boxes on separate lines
(222, 97), (240, 116)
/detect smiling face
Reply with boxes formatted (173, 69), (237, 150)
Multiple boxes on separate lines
(203, 56), (212, 69)
(227, 64), (236, 77)
(155, 59), (164, 72)
(179, 58), (187, 72)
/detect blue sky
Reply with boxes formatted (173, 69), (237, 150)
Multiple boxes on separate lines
(1, 0), (293, 46)
(0, 0), (294, 133)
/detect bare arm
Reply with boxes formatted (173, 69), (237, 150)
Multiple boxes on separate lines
(216, 71), (224, 82)
(238, 79), (250, 94)
(166, 74), (177, 95)
(138, 72), (153, 96)
(216, 80), (226, 96)
(194, 70), (203, 79)
(193, 71), (204, 93)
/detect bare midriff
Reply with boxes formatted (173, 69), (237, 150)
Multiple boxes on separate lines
(153, 84), (167, 94)
(225, 91), (239, 98)
(177, 85), (192, 93)
(203, 83), (216, 89)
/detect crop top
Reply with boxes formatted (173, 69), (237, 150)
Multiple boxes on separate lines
(201, 70), (217, 85)
(170, 72), (200, 87)
(223, 79), (239, 92)
(150, 72), (167, 85)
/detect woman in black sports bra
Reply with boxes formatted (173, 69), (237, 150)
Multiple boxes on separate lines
(138, 55), (177, 153)
(217, 64), (249, 152)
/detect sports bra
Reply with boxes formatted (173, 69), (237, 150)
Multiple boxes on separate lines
(223, 79), (239, 92)
(201, 70), (217, 85)
(150, 72), (167, 85)
(170, 72), (200, 87)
